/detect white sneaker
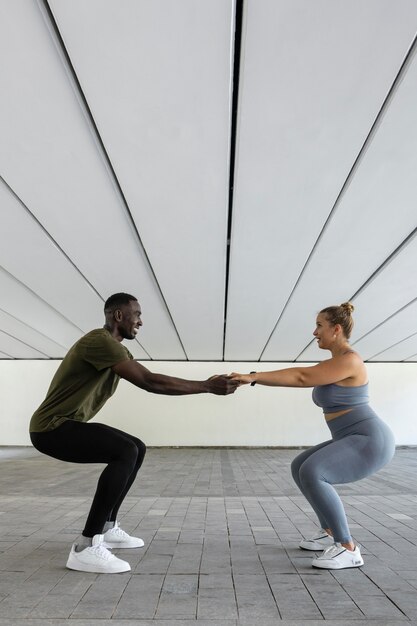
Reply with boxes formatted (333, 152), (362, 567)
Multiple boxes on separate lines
(66, 534), (131, 573)
(103, 521), (144, 549)
(299, 529), (333, 551)
(311, 543), (364, 569)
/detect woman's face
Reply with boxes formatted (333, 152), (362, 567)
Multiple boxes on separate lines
(313, 313), (335, 350)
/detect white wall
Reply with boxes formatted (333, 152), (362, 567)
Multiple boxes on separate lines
(1, 361), (416, 447)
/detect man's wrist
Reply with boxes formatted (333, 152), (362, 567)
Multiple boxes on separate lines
(250, 371), (256, 386)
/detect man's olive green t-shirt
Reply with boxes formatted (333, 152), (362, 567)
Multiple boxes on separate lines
(30, 329), (133, 433)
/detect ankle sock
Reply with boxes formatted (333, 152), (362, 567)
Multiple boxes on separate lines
(75, 535), (92, 552)
(103, 521), (115, 532)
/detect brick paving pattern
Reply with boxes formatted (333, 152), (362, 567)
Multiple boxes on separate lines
(0, 446), (417, 625)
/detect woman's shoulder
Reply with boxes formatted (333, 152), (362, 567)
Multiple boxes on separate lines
(339, 350), (368, 385)
(340, 349), (364, 363)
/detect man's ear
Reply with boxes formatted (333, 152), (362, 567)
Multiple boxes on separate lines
(114, 309), (123, 322)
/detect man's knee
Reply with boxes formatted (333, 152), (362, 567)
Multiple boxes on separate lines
(136, 439), (146, 463)
(129, 437), (146, 460)
(121, 440), (140, 471)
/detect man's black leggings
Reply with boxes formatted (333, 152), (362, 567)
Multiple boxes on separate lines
(30, 420), (146, 538)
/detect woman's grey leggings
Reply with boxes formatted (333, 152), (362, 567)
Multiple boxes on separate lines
(291, 405), (395, 543)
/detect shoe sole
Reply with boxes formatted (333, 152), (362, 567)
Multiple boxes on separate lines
(312, 561), (364, 569)
(66, 561), (131, 573)
(105, 541), (144, 549)
(299, 544), (331, 551)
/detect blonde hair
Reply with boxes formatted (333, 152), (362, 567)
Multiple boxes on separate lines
(320, 302), (354, 339)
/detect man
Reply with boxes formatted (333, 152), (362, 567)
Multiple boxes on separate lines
(30, 293), (238, 574)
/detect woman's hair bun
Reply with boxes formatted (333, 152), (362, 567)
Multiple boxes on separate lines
(340, 301), (354, 315)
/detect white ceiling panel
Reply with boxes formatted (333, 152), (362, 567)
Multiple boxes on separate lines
(405, 350), (417, 362)
(350, 300), (417, 362)
(0, 178), (103, 331)
(345, 232), (417, 346)
(261, 18), (417, 362)
(225, 0), (417, 360)
(1, 0), (417, 362)
(0, 330), (47, 359)
(0, 266), (83, 347)
(0, 309), (66, 358)
(300, 231), (417, 362)
(0, 0), (184, 359)
(48, 0), (234, 360)
(370, 332), (417, 362)
(0, 177), (149, 360)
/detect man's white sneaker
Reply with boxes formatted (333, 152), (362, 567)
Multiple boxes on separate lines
(66, 534), (131, 573)
(299, 529), (333, 551)
(311, 543), (364, 569)
(103, 521), (144, 549)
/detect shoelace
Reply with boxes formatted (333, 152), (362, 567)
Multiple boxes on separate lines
(321, 543), (345, 558)
(109, 526), (129, 539)
(89, 542), (114, 560)
(313, 532), (330, 540)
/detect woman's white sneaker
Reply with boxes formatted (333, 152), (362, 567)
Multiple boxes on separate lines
(299, 529), (333, 551)
(66, 534), (131, 573)
(311, 543), (364, 569)
(103, 521), (144, 549)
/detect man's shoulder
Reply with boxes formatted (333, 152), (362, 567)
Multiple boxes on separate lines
(79, 328), (133, 365)
(69, 329), (119, 357)
(81, 328), (111, 343)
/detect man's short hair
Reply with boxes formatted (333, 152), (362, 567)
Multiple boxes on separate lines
(104, 293), (137, 313)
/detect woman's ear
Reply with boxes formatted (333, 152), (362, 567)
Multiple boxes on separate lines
(334, 323), (342, 336)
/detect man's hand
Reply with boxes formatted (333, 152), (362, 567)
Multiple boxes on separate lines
(205, 374), (240, 395)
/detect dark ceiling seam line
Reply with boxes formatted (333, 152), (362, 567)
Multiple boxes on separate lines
(1, 175), (103, 301)
(367, 329), (417, 362)
(0, 328), (50, 358)
(0, 305), (67, 352)
(260, 30), (417, 364)
(297, 297), (417, 363)
(296, 225), (417, 359)
(0, 263), (84, 334)
(1, 176), (151, 357)
(223, 0), (244, 360)
(353, 295), (417, 348)
(40, 0), (186, 361)
(350, 226), (417, 302)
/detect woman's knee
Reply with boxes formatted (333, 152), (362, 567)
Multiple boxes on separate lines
(290, 453), (306, 483)
(298, 459), (324, 490)
(290, 458), (300, 482)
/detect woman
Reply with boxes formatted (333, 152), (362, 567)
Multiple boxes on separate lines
(231, 302), (395, 570)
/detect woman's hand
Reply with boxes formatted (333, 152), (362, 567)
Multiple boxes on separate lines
(230, 372), (255, 386)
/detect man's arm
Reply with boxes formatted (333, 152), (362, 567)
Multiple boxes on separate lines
(112, 359), (239, 395)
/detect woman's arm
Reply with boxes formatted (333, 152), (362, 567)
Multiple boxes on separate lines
(231, 353), (363, 388)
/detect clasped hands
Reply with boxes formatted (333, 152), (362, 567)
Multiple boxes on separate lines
(206, 371), (255, 395)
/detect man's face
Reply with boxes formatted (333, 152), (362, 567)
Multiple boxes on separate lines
(118, 300), (143, 340)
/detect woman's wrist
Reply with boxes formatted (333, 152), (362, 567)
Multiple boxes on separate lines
(250, 371), (257, 386)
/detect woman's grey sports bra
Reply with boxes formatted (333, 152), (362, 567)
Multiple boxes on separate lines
(312, 382), (369, 414)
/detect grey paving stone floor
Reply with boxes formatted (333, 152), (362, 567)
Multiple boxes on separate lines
(1, 446), (417, 625)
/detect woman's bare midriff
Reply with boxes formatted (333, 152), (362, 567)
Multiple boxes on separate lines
(325, 408), (353, 422)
